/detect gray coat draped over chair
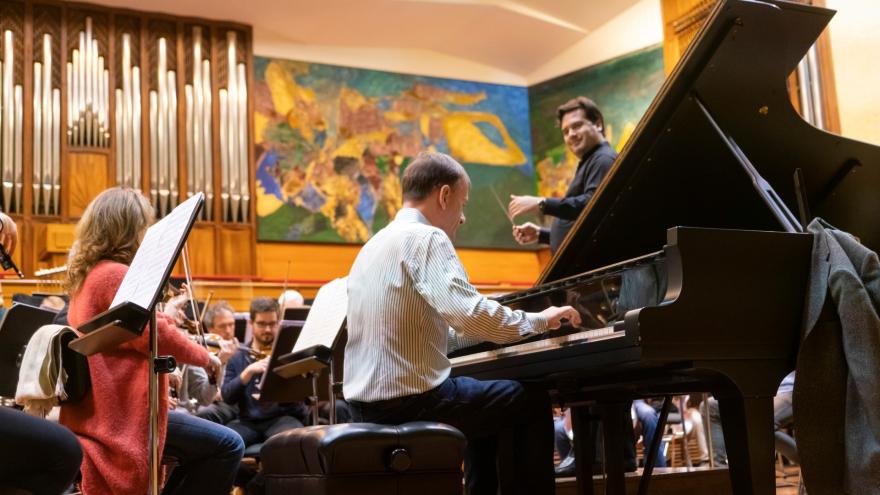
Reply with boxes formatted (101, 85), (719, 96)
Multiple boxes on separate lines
(796, 219), (880, 495)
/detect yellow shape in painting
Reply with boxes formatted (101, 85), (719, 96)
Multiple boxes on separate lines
(319, 175), (369, 243)
(265, 62), (319, 143)
(265, 62), (297, 115)
(253, 111), (270, 145)
(615, 122), (637, 153)
(256, 180), (284, 218)
(440, 90), (486, 106)
(334, 130), (391, 159)
(442, 112), (526, 166)
(381, 173), (402, 220)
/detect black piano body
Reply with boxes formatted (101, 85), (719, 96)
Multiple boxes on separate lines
(450, 1), (880, 494)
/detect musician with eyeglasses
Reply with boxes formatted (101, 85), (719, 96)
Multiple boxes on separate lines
(221, 297), (309, 449)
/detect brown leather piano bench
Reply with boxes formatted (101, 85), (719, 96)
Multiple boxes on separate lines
(261, 422), (466, 495)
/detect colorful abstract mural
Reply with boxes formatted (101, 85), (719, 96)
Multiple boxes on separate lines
(254, 57), (535, 248)
(528, 45), (665, 201)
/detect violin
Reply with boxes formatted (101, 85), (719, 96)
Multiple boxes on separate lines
(188, 332), (268, 360)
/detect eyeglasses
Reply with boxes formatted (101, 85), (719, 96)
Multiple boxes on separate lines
(253, 320), (278, 328)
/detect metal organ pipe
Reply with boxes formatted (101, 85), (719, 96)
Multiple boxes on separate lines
(67, 17), (110, 148)
(1, 30), (24, 213)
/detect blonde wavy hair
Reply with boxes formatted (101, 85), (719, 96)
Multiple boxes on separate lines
(64, 187), (155, 295)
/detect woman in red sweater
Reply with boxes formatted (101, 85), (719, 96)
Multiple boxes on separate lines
(60, 188), (243, 494)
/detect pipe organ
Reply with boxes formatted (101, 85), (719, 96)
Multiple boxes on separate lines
(1, 29), (24, 214)
(1, 1), (255, 277)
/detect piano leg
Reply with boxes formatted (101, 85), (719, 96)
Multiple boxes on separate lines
(717, 395), (776, 495)
(572, 406), (597, 495)
(600, 402), (629, 495)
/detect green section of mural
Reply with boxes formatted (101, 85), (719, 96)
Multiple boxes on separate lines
(254, 57), (535, 248)
(528, 45), (665, 201)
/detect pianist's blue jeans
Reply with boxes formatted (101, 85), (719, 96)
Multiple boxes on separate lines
(350, 376), (555, 495)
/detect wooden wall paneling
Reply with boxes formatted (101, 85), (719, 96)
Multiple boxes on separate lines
(67, 151), (109, 216)
(172, 221), (215, 276)
(30, 220), (74, 271)
(218, 225), (254, 275)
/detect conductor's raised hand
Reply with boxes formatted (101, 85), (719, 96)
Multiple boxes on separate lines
(0, 212), (18, 255)
(512, 222), (540, 245)
(539, 305), (582, 330)
(508, 195), (542, 219)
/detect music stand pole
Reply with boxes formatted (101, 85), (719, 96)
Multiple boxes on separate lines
(328, 361), (336, 425)
(148, 311), (160, 495)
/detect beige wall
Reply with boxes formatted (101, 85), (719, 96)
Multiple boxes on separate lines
(252, 0), (664, 87)
(826, 0), (880, 145)
(526, 0), (663, 84)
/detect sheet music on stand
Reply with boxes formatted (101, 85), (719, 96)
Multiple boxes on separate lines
(292, 277), (348, 353)
(70, 193), (204, 356)
(112, 194), (204, 310)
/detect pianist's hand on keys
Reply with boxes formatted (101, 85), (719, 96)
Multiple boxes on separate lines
(539, 306), (582, 330)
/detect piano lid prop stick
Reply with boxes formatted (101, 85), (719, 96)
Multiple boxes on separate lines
(488, 184), (514, 226)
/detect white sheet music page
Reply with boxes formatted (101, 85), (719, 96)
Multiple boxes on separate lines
(292, 277), (348, 352)
(111, 193), (203, 310)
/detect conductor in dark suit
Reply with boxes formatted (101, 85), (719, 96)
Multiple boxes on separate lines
(509, 96), (617, 253)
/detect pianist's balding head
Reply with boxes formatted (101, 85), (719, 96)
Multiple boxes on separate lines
(401, 151), (471, 241)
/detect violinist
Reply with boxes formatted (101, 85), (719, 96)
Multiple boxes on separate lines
(189, 301), (242, 425)
(222, 297), (308, 449)
(59, 187), (244, 495)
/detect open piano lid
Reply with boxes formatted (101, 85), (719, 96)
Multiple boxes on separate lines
(541, 0), (880, 284)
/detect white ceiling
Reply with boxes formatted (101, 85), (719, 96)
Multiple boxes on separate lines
(81, 0), (643, 77)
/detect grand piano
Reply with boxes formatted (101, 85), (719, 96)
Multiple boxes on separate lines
(449, 1), (880, 494)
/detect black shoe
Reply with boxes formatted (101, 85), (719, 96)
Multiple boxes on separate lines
(555, 454), (576, 477)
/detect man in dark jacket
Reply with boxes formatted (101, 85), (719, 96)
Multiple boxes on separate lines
(509, 96), (617, 253)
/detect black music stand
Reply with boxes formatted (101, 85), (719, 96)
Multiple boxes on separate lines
(0, 303), (60, 398)
(254, 321), (333, 425)
(69, 193), (204, 495)
(282, 306), (310, 322)
(261, 279), (347, 425)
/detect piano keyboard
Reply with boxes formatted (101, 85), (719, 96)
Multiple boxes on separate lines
(450, 325), (621, 367)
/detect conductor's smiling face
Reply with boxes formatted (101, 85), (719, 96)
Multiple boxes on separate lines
(251, 311), (279, 347)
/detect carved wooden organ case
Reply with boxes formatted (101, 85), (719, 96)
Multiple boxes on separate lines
(0, 1), (255, 276)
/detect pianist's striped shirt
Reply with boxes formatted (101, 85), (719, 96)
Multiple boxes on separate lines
(344, 208), (549, 403)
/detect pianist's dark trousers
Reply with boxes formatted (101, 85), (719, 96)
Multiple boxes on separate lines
(350, 376), (555, 495)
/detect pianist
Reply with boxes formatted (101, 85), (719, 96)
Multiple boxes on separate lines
(344, 151), (581, 495)
(509, 96), (616, 253)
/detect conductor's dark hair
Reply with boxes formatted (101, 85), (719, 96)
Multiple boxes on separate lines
(402, 152), (469, 202)
(556, 96), (605, 136)
(249, 296), (280, 321)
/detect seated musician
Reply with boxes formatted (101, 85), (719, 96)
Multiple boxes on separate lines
(222, 297), (309, 447)
(344, 151), (581, 495)
(278, 289), (305, 310)
(59, 187), (244, 494)
(163, 297), (239, 420)
(0, 211), (83, 495)
(182, 301), (242, 425)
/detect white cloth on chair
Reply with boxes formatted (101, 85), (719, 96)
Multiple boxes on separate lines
(15, 324), (74, 417)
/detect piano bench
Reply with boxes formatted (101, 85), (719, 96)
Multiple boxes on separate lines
(260, 422), (466, 495)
